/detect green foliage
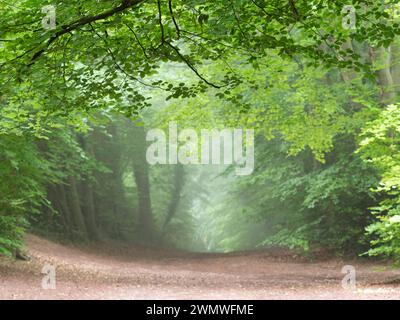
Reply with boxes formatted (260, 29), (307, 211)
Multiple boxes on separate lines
(154, 50), (382, 255)
(0, 135), (50, 256)
(258, 225), (312, 252)
(197, 136), (379, 254)
(156, 52), (379, 160)
(0, 216), (27, 257)
(358, 104), (400, 262)
(1, 0), (399, 117)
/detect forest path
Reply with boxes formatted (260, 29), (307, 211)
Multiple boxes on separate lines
(1, 235), (400, 300)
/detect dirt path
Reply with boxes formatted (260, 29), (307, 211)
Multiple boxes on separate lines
(0, 235), (399, 300)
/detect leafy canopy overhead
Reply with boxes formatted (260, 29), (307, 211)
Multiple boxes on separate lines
(1, 0), (399, 116)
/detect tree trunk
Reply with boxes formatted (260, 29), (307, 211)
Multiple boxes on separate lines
(80, 179), (100, 241)
(107, 124), (130, 220)
(390, 38), (400, 95)
(130, 121), (154, 242)
(66, 176), (88, 241)
(370, 46), (395, 104)
(77, 134), (100, 241)
(161, 164), (185, 239)
(56, 184), (73, 236)
(46, 185), (69, 235)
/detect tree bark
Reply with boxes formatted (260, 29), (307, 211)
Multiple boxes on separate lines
(161, 164), (185, 239)
(66, 176), (88, 240)
(77, 134), (100, 241)
(370, 46), (395, 104)
(80, 179), (100, 241)
(56, 184), (73, 236)
(130, 121), (154, 242)
(390, 38), (400, 95)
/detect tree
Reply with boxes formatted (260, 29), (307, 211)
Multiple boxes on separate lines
(131, 121), (155, 242)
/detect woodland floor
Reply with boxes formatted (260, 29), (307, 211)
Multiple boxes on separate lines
(0, 234), (400, 300)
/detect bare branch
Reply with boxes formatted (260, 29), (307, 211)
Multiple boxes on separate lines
(124, 22), (150, 60)
(168, 0), (180, 39)
(164, 41), (222, 89)
(250, 0), (273, 19)
(288, 0), (300, 20)
(157, 0), (165, 43)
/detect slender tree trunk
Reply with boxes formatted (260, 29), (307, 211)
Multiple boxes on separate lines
(370, 46), (395, 104)
(56, 184), (73, 236)
(46, 185), (69, 235)
(130, 121), (154, 242)
(340, 39), (357, 83)
(80, 179), (99, 241)
(390, 38), (400, 95)
(161, 164), (185, 239)
(66, 176), (88, 240)
(107, 124), (129, 220)
(77, 134), (100, 241)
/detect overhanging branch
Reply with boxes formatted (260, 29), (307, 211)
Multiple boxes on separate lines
(28, 0), (146, 66)
(165, 41), (222, 89)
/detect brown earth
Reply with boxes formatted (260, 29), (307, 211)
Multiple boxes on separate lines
(0, 234), (399, 300)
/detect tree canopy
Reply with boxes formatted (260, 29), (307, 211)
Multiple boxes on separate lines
(1, 0), (399, 117)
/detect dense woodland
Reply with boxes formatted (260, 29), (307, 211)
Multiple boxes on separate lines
(0, 1), (400, 263)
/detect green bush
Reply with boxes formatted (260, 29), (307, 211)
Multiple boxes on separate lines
(358, 104), (400, 262)
(0, 216), (27, 257)
(0, 135), (49, 257)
